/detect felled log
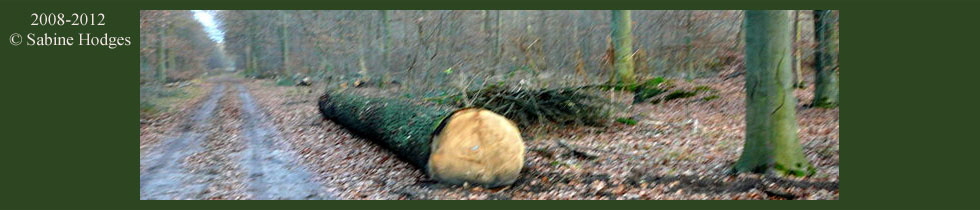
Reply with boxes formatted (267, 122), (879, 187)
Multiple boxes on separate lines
(318, 92), (525, 188)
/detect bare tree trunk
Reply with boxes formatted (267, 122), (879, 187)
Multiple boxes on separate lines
(735, 10), (814, 177)
(813, 10), (840, 108)
(156, 26), (167, 83)
(357, 13), (369, 82)
(244, 43), (252, 76)
(792, 10), (805, 88)
(494, 11), (502, 71)
(684, 11), (695, 80)
(483, 10), (497, 77)
(379, 10), (390, 73)
(281, 11), (290, 77)
(166, 24), (176, 75)
(609, 10), (636, 85)
(573, 11), (588, 79)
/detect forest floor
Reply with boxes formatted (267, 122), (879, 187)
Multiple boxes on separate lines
(139, 73), (839, 200)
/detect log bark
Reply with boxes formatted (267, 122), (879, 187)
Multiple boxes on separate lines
(318, 92), (525, 188)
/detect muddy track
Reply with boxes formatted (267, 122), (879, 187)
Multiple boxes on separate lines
(139, 78), (335, 200)
(140, 84), (226, 200)
(236, 85), (336, 200)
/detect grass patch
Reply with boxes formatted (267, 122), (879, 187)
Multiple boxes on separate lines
(139, 80), (206, 120)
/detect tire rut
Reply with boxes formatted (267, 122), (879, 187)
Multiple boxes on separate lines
(182, 89), (250, 200)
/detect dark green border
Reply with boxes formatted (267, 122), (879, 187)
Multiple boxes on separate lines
(1, 0), (978, 209)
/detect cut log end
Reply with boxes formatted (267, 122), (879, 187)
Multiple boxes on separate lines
(427, 108), (526, 188)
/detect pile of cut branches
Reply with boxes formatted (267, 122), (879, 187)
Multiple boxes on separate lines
(430, 84), (618, 126)
(425, 77), (712, 126)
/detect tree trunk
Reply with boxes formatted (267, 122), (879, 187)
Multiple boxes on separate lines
(358, 13), (369, 82)
(577, 11), (593, 78)
(250, 44), (259, 76)
(156, 26), (167, 83)
(735, 10), (814, 177)
(483, 10), (498, 76)
(379, 10), (391, 73)
(813, 10), (840, 108)
(684, 11), (695, 80)
(494, 11), (502, 70)
(734, 11), (744, 51)
(281, 11), (290, 77)
(317, 93), (525, 188)
(792, 10), (806, 88)
(610, 10), (636, 85)
(244, 43), (252, 76)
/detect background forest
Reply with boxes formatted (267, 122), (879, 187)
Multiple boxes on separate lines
(140, 10), (837, 98)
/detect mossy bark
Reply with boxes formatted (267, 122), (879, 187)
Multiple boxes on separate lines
(610, 10), (636, 85)
(736, 10), (814, 177)
(813, 10), (839, 108)
(317, 93), (455, 168)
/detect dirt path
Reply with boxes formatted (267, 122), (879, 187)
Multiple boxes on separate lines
(235, 85), (336, 200)
(140, 84), (225, 200)
(139, 78), (335, 200)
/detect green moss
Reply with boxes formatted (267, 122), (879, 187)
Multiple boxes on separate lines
(664, 90), (698, 100)
(616, 117), (638, 125)
(694, 85), (714, 92)
(701, 95), (720, 102)
(643, 77), (666, 87)
(813, 101), (839, 109)
(631, 77), (668, 103)
(773, 163), (816, 177)
(633, 88), (665, 104)
(275, 78), (296, 86)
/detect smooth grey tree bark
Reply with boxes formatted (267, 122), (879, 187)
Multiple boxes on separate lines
(813, 10), (840, 108)
(735, 10), (814, 177)
(609, 10), (636, 85)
